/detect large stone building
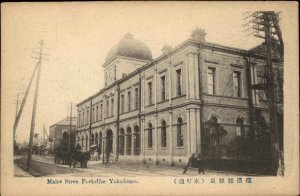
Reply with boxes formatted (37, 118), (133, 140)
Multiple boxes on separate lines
(49, 116), (77, 152)
(76, 29), (283, 167)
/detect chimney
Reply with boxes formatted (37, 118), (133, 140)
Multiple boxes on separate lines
(161, 45), (172, 55)
(191, 28), (207, 42)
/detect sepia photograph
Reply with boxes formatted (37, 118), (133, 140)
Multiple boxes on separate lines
(1, 2), (298, 196)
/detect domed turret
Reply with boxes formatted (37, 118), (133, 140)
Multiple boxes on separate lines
(105, 33), (152, 63)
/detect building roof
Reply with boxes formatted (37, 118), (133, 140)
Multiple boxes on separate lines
(50, 116), (77, 127)
(249, 41), (283, 59)
(77, 32), (283, 107)
(105, 33), (152, 63)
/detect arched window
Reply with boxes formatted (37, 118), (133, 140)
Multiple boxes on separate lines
(99, 132), (102, 155)
(85, 135), (88, 151)
(106, 130), (113, 154)
(91, 133), (94, 145)
(148, 123), (153, 148)
(95, 133), (98, 146)
(134, 126), (140, 155)
(81, 136), (84, 148)
(210, 116), (218, 134)
(77, 136), (80, 145)
(161, 120), (167, 147)
(126, 127), (132, 155)
(177, 118), (184, 147)
(63, 132), (69, 140)
(119, 128), (125, 155)
(236, 117), (244, 137)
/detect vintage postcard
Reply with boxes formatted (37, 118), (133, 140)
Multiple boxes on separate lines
(1, 1), (299, 196)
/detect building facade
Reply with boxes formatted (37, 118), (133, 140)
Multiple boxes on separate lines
(49, 116), (77, 152)
(76, 29), (283, 166)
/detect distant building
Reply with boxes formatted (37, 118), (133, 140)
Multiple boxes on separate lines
(76, 29), (283, 167)
(49, 116), (77, 152)
(32, 133), (51, 155)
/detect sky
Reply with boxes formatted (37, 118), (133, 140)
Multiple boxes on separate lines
(2, 2), (288, 143)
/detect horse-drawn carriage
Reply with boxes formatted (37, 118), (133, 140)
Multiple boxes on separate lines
(54, 146), (90, 169)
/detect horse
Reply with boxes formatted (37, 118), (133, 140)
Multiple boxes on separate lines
(54, 147), (72, 165)
(69, 151), (91, 169)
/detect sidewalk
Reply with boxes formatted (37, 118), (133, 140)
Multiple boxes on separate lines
(30, 155), (255, 176)
(14, 164), (32, 177)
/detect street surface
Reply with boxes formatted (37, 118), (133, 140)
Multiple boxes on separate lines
(14, 155), (240, 177)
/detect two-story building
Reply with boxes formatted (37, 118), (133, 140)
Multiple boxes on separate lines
(76, 29), (283, 167)
(49, 116), (77, 152)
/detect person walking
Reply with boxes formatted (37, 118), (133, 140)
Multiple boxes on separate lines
(183, 153), (205, 174)
(105, 151), (110, 166)
(94, 150), (99, 161)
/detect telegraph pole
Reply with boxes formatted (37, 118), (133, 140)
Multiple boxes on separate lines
(69, 102), (72, 152)
(244, 11), (284, 175)
(13, 64), (39, 141)
(264, 13), (278, 175)
(14, 94), (21, 145)
(15, 94), (20, 120)
(27, 40), (44, 171)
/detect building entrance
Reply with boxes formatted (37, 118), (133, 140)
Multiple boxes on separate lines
(106, 129), (113, 154)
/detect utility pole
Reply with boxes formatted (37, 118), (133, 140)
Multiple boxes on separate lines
(15, 94), (20, 120)
(69, 102), (72, 152)
(43, 124), (45, 146)
(264, 13), (280, 175)
(27, 40), (44, 171)
(13, 64), (39, 141)
(14, 94), (22, 145)
(244, 11), (284, 175)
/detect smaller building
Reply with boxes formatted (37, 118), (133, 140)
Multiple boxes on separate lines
(49, 116), (77, 152)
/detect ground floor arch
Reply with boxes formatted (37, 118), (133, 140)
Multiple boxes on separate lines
(106, 129), (113, 154)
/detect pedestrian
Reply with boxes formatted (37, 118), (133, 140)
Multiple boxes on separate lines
(94, 150), (99, 161)
(105, 151), (110, 166)
(183, 153), (205, 174)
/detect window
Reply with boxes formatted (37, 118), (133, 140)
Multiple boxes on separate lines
(111, 98), (114, 116)
(148, 123), (153, 148)
(100, 104), (103, 120)
(99, 132), (102, 154)
(95, 133), (98, 146)
(161, 75), (166, 101)
(135, 88), (139, 109)
(177, 118), (183, 147)
(233, 71), (242, 97)
(91, 134), (94, 145)
(87, 108), (89, 125)
(134, 126), (140, 155)
(92, 107), (95, 122)
(126, 127), (132, 155)
(161, 120), (167, 147)
(236, 118), (245, 136)
(85, 135), (88, 151)
(207, 67), (216, 94)
(148, 82), (152, 105)
(176, 69), (182, 96)
(121, 94), (124, 113)
(81, 136), (84, 148)
(106, 100), (109, 118)
(96, 105), (98, 121)
(257, 72), (267, 101)
(82, 110), (85, 126)
(128, 91), (131, 111)
(78, 112), (81, 126)
(119, 129), (125, 155)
